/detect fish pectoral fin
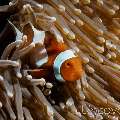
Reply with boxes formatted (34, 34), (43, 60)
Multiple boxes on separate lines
(27, 69), (49, 78)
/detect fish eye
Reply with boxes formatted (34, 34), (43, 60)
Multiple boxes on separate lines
(65, 62), (71, 68)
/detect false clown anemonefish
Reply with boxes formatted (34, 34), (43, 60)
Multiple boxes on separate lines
(23, 24), (84, 82)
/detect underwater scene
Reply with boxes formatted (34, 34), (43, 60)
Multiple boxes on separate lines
(0, 0), (120, 119)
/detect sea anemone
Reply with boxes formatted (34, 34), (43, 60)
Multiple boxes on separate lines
(0, 0), (120, 120)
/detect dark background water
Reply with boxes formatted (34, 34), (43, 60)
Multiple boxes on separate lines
(0, 0), (10, 5)
(0, 0), (10, 32)
(0, 0), (15, 56)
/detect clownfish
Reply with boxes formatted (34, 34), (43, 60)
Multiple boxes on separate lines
(23, 24), (83, 82)
(43, 31), (83, 82)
